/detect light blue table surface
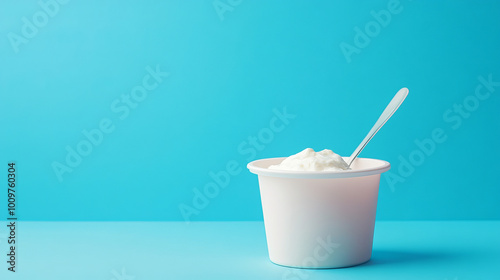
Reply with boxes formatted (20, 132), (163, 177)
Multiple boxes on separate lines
(0, 221), (498, 279)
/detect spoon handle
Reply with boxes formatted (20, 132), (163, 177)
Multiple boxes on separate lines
(348, 87), (409, 167)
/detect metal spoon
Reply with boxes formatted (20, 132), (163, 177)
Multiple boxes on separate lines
(347, 87), (409, 167)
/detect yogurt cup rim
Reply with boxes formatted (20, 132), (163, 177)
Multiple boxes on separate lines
(247, 157), (391, 179)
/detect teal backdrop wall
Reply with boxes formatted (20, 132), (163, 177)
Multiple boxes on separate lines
(1, 0), (499, 221)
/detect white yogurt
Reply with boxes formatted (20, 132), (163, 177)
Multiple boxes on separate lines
(269, 148), (350, 171)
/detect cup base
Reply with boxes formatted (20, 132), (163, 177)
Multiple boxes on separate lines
(269, 256), (372, 269)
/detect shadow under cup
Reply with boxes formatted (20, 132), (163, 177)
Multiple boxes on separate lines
(247, 157), (391, 269)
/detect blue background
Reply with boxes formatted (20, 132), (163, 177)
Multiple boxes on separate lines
(0, 0), (499, 222)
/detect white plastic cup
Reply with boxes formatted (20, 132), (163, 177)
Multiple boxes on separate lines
(247, 157), (390, 269)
